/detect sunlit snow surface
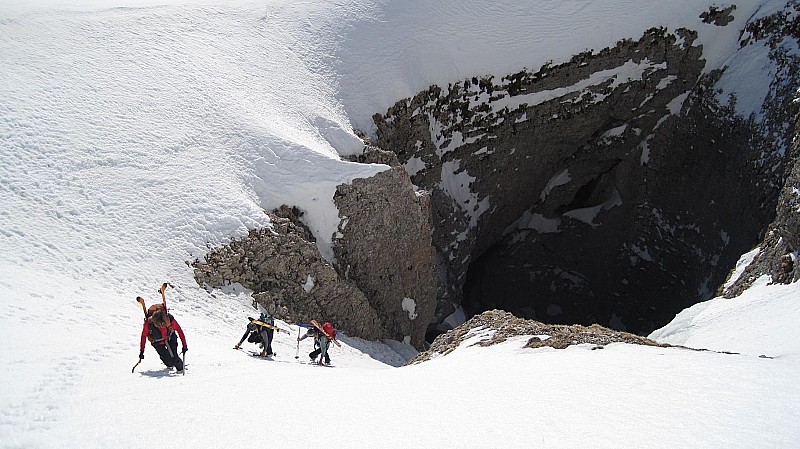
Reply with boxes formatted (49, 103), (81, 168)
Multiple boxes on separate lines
(1, 0), (799, 447)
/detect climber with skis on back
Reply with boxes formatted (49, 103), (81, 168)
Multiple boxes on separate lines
(234, 312), (277, 357)
(297, 320), (337, 365)
(135, 283), (187, 373)
(139, 304), (187, 372)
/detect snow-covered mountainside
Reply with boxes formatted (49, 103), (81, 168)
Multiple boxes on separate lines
(1, 0), (799, 447)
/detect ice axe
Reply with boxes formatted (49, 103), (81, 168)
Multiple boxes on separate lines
(181, 347), (186, 376)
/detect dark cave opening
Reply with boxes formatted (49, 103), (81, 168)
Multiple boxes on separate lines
(423, 112), (777, 343)
(457, 238), (692, 338)
(451, 194), (770, 341)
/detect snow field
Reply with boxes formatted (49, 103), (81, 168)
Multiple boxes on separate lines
(2, 0), (800, 447)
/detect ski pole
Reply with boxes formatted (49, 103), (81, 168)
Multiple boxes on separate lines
(131, 359), (142, 373)
(295, 328), (300, 359)
(181, 350), (186, 376)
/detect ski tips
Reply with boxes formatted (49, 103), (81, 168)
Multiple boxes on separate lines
(159, 282), (175, 294)
(158, 282), (175, 295)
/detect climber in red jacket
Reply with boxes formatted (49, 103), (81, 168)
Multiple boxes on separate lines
(139, 308), (187, 372)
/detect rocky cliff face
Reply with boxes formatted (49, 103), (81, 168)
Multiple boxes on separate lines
(193, 4), (798, 348)
(374, 6), (799, 337)
(193, 150), (438, 349)
(193, 206), (385, 340)
(333, 147), (437, 348)
(724, 6), (800, 295)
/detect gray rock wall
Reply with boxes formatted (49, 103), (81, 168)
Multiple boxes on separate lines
(334, 146), (437, 348)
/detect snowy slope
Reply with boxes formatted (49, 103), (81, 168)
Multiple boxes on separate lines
(2, 0), (799, 447)
(650, 275), (800, 358)
(3, 266), (799, 448)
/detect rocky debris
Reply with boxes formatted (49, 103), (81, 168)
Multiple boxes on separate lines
(407, 310), (668, 364)
(333, 158), (437, 349)
(192, 205), (384, 341)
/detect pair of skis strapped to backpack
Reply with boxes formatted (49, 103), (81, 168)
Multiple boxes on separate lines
(136, 282), (173, 318)
(250, 319), (291, 334)
(137, 282), (174, 337)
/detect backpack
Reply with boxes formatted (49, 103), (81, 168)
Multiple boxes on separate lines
(146, 304), (173, 343)
(147, 303), (172, 325)
(147, 303), (165, 316)
(322, 322), (336, 340)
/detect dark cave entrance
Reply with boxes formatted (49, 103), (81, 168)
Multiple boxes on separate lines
(422, 113), (777, 343)
(450, 195), (769, 341)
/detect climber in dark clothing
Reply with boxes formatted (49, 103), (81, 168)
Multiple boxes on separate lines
(234, 313), (275, 357)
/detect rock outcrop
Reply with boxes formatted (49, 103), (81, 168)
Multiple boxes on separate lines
(407, 309), (668, 365)
(193, 150), (438, 349)
(193, 206), (385, 341)
(334, 146), (437, 348)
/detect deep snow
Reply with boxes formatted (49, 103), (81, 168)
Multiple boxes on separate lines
(1, 0), (799, 447)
